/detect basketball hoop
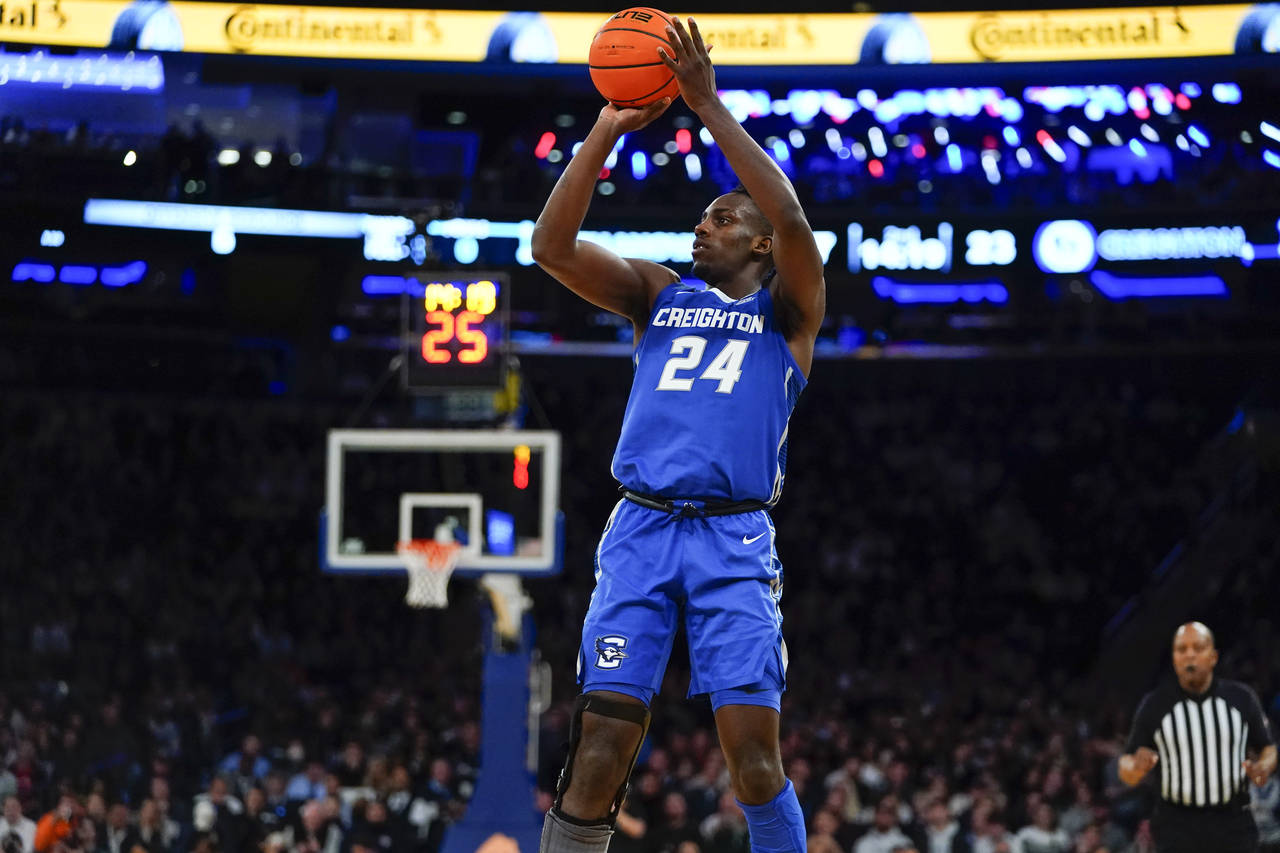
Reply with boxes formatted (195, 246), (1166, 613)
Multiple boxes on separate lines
(397, 540), (462, 608)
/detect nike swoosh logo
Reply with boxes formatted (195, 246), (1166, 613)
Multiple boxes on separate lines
(742, 532), (767, 545)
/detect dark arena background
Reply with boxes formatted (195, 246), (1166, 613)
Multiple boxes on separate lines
(2, 0), (1278, 852)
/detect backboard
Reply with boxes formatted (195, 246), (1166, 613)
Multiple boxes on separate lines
(323, 429), (561, 576)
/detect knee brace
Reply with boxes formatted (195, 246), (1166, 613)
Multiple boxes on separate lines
(553, 693), (652, 825)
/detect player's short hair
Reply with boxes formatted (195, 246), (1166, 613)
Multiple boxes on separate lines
(727, 184), (773, 238)
(725, 185), (777, 282)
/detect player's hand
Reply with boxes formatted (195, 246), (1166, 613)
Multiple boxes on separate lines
(1121, 747), (1159, 776)
(599, 97), (672, 133)
(1244, 758), (1273, 787)
(657, 17), (717, 114)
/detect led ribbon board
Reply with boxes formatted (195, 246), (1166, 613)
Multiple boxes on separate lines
(83, 200), (838, 268)
(2, 2), (1274, 65)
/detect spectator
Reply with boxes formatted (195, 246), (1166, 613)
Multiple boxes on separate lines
(285, 764), (326, 804)
(1014, 803), (1070, 853)
(33, 796), (77, 853)
(102, 802), (138, 853)
(85, 700), (140, 798)
(289, 800), (341, 853)
(258, 774), (290, 830)
(807, 810), (844, 853)
(346, 800), (398, 853)
(0, 772), (15, 805)
(972, 818), (1016, 853)
(1070, 822), (1105, 853)
(241, 787), (276, 848)
(650, 792), (699, 853)
(823, 756), (867, 827)
(218, 736), (270, 798)
(192, 778), (247, 853)
(698, 791), (747, 853)
(134, 799), (179, 853)
(1253, 774), (1280, 853)
(0, 798), (35, 853)
(857, 797), (915, 853)
(382, 765), (431, 848)
(8, 744), (43, 808)
(920, 799), (968, 853)
(144, 779), (180, 844)
(332, 743), (365, 789)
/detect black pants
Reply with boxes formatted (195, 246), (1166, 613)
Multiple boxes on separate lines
(1153, 804), (1259, 853)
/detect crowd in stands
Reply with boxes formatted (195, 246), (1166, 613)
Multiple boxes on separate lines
(5, 71), (1280, 220)
(2, 343), (1275, 853)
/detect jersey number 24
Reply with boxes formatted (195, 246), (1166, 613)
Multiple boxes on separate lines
(656, 336), (749, 394)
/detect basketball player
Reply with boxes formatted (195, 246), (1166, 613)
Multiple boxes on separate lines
(532, 17), (824, 853)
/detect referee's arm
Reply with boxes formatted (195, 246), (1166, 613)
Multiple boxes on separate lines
(1120, 693), (1160, 787)
(1242, 686), (1278, 787)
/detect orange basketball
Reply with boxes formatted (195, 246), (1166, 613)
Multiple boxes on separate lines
(589, 7), (680, 108)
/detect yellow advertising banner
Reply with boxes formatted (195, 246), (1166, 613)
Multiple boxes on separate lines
(0, 1), (1272, 65)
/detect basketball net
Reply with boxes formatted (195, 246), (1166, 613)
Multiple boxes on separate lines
(397, 539), (462, 609)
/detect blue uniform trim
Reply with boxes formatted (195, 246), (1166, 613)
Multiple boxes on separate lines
(585, 682), (656, 706)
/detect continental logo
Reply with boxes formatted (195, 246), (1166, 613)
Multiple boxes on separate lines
(969, 9), (1189, 60)
(223, 5), (441, 53)
(696, 18), (815, 52)
(0, 0), (67, 32)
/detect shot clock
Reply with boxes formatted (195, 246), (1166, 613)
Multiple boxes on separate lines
(402, 272), (509, 390)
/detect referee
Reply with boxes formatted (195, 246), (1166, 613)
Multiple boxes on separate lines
(1119, 621), (1277, 852)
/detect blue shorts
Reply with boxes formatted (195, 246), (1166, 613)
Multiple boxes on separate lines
(577, 499), (789, 711)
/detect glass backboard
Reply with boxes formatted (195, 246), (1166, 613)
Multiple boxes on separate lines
(323, 429), (561, 576)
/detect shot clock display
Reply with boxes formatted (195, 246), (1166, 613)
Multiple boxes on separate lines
(402, 273), (509, 390)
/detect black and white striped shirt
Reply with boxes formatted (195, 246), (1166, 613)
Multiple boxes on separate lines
(1126, 678), (1275, 808)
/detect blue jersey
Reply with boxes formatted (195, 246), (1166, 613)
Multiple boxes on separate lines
(611, 282), (807, 504)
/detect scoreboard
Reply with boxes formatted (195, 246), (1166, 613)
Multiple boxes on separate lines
(401, 272), (509, 390)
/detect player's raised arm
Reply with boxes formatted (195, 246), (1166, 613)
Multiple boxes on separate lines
(659, 18), (826, 352)
(531, 100), (679, 327)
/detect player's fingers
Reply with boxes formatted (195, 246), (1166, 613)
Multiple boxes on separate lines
(670, 17), (696, 54)
(644, 97), (673, 119)
(688, 17), (708, 54)
(656, 45), (676, 68)
(662, 27), (687, 64)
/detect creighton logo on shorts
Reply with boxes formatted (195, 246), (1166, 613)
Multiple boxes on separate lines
(594, 635), (629, 670)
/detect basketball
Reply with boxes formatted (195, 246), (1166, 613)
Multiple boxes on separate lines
(589, 7), (680, 108)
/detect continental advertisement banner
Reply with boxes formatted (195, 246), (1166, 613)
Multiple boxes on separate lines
(0, 2), (1276, 65)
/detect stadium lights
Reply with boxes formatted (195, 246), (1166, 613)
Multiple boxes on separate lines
(1211, 82), (1243, 104)
(12, 260), (147, 287)
(1186, 125), (1211, 147)
(0, 49), (163, 91)
(1090, 271), (1227, 299)
(84, 198), (414, 259)
(871, 276), (1008, 304)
